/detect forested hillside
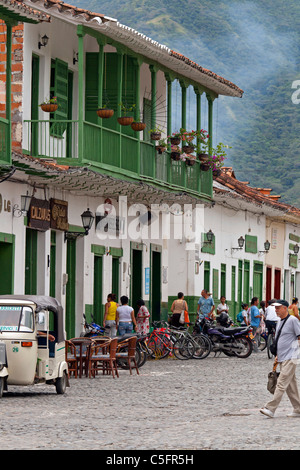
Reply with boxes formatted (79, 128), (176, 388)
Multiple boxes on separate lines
(75, 0), (300, 207)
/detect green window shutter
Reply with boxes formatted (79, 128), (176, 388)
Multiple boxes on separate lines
(122, 55), (137, 137)
(50, 58), (69, 137)
(85, 52), (99, 124)
(102, 52), (119, 130)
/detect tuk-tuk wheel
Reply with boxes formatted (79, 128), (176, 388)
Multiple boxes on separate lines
(55, 371), (68, 395)
(0, 377), (4, 398)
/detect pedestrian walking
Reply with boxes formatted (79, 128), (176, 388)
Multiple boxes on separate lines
(170, 292), (188, 327)
(250, 297), (261, 352)
(260, 299), (300, 418)
(265, 299), (279, 336)
(103, 293), (118, 337)
(197, 289), (215, 321)
(136, 299), (150, 335)
(116, 296), (137, 335)
(217, 296), (229, 315)
(288, 298), (300, 321)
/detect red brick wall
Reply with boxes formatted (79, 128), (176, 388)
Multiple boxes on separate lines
(0, 21), (24, 150)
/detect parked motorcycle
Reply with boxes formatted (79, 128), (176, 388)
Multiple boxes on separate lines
(195, 318), (253, 358)
(81, 314), (106, 337)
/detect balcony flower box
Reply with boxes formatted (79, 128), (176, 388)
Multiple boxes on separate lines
(39, 97), (58, 113)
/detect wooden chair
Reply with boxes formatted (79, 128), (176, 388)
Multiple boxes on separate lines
(69, 337), (93, 378)
(116, 336), (139, 375)
(89, 338), (119, 378)
(65, 340), (78, 378)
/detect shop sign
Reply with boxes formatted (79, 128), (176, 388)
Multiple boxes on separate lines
(50, 199), (69, 231)
(0, 193), (12, 213)
(28, 197), (50, 231)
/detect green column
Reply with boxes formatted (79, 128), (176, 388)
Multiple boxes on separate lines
(149, 65), (158, 130)
(194, 86), (202, 151)
(97, 40), (104, 113)
(206, 93), (214, 154)
(180, 80), (188, 130)
(77, 26), (85, 162)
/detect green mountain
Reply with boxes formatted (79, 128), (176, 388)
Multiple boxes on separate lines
(75, 0), (300, 207)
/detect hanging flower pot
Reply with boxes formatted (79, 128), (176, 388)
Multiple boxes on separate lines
(186, 158), (196, 166)
(200, 162), (210, 172)
(170, 137), (181, 145)
(198, 153), (209, 162)
(41, 103), (58, 113)
(131, 121), (146, 132)
(150, 131), (161, 141)
(171, 151), (181, 161)
(156, 145), (167, 154)
(117, 116), (134, 126)
(97, 108), (114, 118)
(182, 145), (195, 154)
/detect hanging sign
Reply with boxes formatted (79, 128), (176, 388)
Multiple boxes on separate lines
(50, 199), (69, 231)
(28, 197), (50, 231)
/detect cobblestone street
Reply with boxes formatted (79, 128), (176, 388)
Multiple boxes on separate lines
(1, 351), (300, 451)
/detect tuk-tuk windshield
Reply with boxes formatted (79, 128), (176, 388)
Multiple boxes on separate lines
(0, 306), (34, 332)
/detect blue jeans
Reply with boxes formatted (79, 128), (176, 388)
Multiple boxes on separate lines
(118, 321), (133, 336)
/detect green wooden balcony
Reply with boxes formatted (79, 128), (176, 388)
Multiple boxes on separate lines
(22, 119), (213, 201)
(0, 117), (11, 165)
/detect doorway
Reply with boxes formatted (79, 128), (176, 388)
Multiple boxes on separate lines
(151, 249), (161, 322)
(0, 236), (14, 294)
(274, 269), (281, 299)
(66, 238), (76, 339)
(131, 247), (142, 314)
(93, 255), (103, 324)
(266, 266), (272, 302)
(25, 228), (37, 295)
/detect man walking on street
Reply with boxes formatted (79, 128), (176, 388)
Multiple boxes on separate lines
(250, 297), (261, 352)
(260, 299), (300, 418)
(197, 289), (215, 320)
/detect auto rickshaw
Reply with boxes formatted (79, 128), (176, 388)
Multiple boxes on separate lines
(0, 295), (69, 397)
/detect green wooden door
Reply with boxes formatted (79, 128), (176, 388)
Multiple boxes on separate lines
(151, 250), (161, 322)
(85, 52), (99, 124)
(213, 269), (219, 302)
(243, 260), (250, 304)
(66, 239), (76, 339)
(220, 263), (226, 298)
(93, 255), (103, 324)
(25, 228), (37, 295)
(238, 260), (243, 309)
(204, 261), (210, 292)
(253, 261), (263, 301)
(0, 238), (14, 294)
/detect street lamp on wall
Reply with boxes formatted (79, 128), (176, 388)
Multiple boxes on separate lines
(13, 192), (32, 217)
(202, 229), (214, 246)
(231, 236), (245, 253)
(259, 240), (271, 255)
(294, 244), (299, 255)
(38, 34), (49, 49)
(64, 208), (94, 241)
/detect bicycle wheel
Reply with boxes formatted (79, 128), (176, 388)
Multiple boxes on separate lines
(146, 337), (159, 359)
(192, 334), (211, 359)
(136, 343), (147, 367)
(154, 333), (173, 359)
(259, 334), (267, 351)
(173, 337), (195, 360)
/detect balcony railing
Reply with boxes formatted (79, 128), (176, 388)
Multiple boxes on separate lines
(22, 119), (212, 200)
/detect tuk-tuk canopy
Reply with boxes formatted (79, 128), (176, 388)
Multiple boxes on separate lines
(0, 295), (65, 342)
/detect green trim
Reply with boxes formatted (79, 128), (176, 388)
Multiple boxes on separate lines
(110, 247), (123, 257)
(91, 244), (105, 256)
(245, 234), (258, 253)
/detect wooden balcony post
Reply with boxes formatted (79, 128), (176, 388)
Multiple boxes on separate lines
(77, 26), (85, 162)
(180, 79), (188, 130)
(206, 93), (214, 154)
(149, 65), (158, 130)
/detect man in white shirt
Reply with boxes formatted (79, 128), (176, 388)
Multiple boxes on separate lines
(264, 299), (278, 335)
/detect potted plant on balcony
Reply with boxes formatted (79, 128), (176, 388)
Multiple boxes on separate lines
(156, 138), (167, 154)
(131, 120), (146, 132)
(97, 104), (114, 119)
(181, 129), (198, 154)
(117, 102), (136, 126)
(200, 142), (231, 172)
(185, 154), (197, 166)
(150, 126), (164, 141)
(168, 130), (182, 146)
(39, 96), (58, 113)
(170, 145), (181, 161)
